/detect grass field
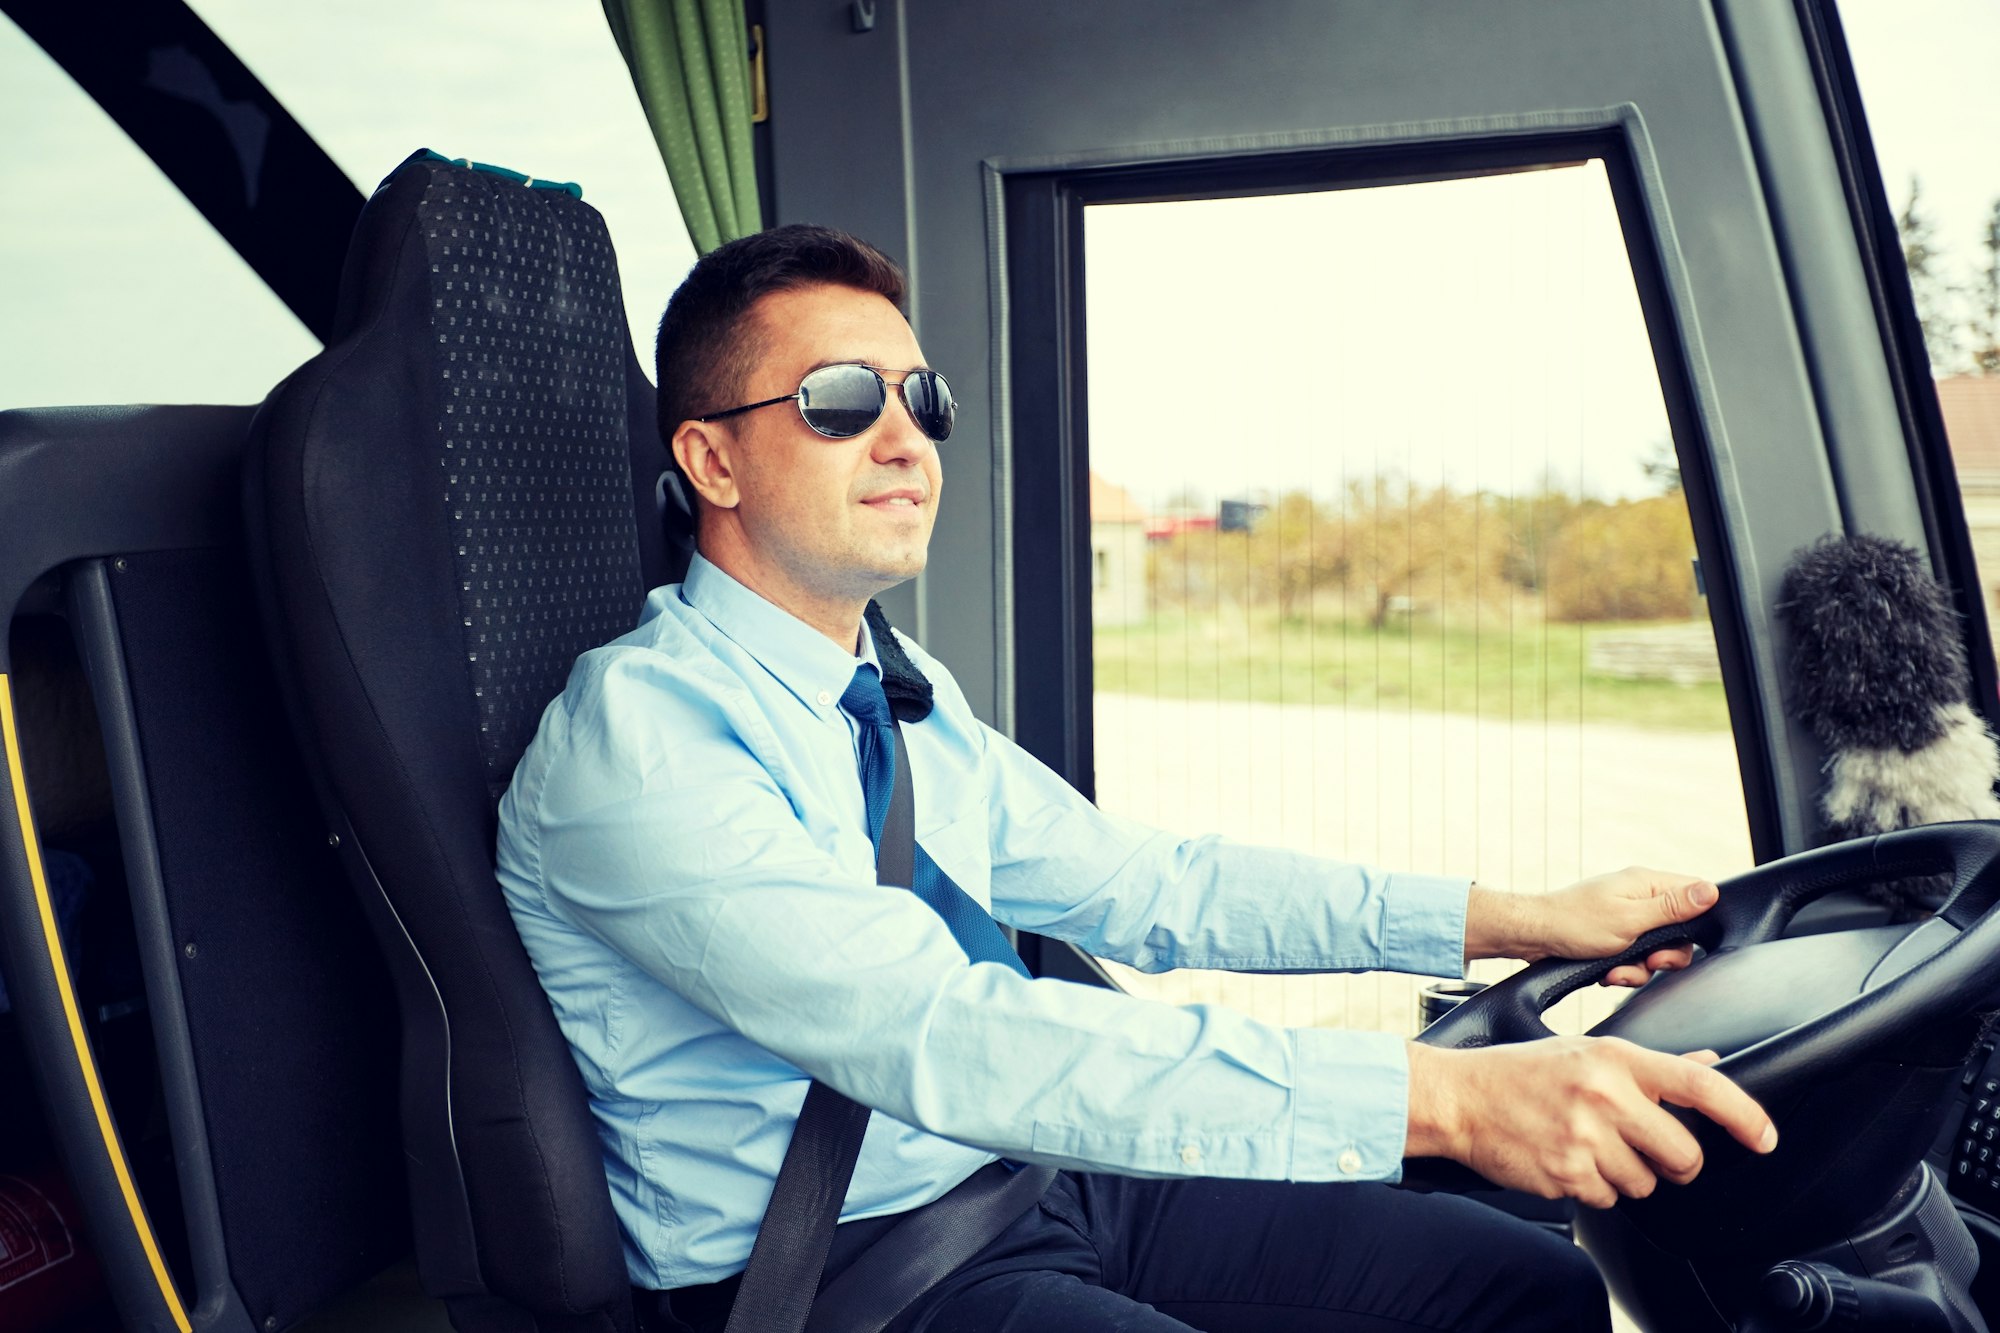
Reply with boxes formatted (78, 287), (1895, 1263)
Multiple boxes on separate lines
(1092, 610), (1731, 732)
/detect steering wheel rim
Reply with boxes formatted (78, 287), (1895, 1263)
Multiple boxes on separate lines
(1418, 821), (2000, 1054)
(1414, 821), (2000, 1268)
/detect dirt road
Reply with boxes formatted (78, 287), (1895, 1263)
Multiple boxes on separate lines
(1088, 692), (1755, 1035)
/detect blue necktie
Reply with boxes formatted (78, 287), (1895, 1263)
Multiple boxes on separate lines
(840, 665), (1031, 978)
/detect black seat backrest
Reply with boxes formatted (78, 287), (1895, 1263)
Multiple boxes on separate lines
(244, 150), (675, 1332)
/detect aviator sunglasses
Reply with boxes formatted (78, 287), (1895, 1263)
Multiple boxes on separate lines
(698, 363), (956, 443)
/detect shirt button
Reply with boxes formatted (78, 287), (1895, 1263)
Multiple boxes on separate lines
(816, 689), (832, 706)
(1337, 1149), (1363, 1176)
(1179, 1144), (1201, 1166)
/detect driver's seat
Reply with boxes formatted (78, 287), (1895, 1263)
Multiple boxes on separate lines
(243, 150), (679, 1332)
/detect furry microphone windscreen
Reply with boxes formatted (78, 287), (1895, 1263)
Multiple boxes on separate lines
(1776, 534), (2000, 917)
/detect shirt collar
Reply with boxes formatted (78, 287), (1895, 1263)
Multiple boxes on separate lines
(680, 553), (879, 718)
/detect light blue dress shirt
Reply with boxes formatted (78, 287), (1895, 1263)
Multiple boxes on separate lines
(496, 554), (1471, 1289)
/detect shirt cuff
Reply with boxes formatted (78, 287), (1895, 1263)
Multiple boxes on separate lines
(1290, 1027), (1409, 1183)
(1379, 872), (1471, 978)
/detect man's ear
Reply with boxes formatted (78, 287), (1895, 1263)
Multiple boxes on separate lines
(671, 420), (740, 513)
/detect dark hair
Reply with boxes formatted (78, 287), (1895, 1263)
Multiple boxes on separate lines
(655, 224), (906, 459)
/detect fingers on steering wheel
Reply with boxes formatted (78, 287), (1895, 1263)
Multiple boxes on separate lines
(1653, 1054), (1779, 1155)
(1622, 1101), (1704, 1186)
(1597, 1138), (1661, 1203)
(1602, 944), (1694, 987)
(1646, 944), (1694, 972)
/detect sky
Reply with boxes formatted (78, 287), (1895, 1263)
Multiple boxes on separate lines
(1082, 1), (2000, 511)
(1083, 163), (1665, 508)
(1839, 0), (2000, 287)
(0, 0), (1992, 445)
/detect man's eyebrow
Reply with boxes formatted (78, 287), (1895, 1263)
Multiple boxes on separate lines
(802, 358), (935, 374)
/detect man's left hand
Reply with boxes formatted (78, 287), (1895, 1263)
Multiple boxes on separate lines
(1465, 868), (1717, 987)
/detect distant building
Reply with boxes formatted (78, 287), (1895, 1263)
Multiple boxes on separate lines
(1218, 497), (1269, 533)
(1941, 376), (2000, 624)
(1089, 471), (1150, 626)
(1142, 512), (1217, 540)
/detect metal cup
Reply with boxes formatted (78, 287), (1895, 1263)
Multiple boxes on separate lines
(1417, 979), (1488, 1032)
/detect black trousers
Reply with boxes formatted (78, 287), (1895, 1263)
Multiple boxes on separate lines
(648, 1172), (1611, 1333)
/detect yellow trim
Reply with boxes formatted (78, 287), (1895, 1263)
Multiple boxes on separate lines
(0, 675), (191, 1333)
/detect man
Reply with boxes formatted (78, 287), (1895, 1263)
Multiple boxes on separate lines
(496, 224), (1776, 1332)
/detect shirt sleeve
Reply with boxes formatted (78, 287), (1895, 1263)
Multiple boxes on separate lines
(975, 719), (1470, 979)
(529, 655), (1418, 1184)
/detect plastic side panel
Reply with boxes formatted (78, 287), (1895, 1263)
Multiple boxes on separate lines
(102, 547), (408, 1330)
(0, 405), (253, 622)
(0, 672), (192, 1332)
(0, 402), (255, 1331)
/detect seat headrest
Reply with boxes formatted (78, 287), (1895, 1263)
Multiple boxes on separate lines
(324, 149), (649, 797)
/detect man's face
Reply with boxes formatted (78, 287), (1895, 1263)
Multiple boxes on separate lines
(704, 283), (943, 607)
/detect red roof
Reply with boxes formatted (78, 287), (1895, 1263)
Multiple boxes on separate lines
(1089, 471), (1148, 524)
(1942, 376), (2000, 487)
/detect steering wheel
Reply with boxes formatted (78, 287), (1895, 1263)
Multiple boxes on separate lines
(1418, 822), (2000, 1267)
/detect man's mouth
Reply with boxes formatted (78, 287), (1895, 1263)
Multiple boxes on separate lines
(863, 491), (925, 507)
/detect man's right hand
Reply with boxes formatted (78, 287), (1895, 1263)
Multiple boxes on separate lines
(1404, 1036), (1778, 1209)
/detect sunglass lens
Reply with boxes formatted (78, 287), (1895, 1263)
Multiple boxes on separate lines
(904, 370), (955, 443)
(797, 365), (886, 438)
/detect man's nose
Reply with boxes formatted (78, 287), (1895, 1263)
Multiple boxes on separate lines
(870, 393), (935, 464)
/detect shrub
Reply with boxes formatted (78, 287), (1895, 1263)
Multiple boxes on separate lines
(1546, 495), (1698, 622)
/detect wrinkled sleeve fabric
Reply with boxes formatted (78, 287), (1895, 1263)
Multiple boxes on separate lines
(881, 639), (1471, 979)
(529, 649), (1425, 1182)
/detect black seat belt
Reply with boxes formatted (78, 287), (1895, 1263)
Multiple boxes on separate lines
(805, 1158), (1057, 1333)
(723, 720), (1054, 1333)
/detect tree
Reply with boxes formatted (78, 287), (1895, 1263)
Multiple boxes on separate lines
(1639, 438), (1682, 495)
(1245, 491), (1347, 620)
(1343, 475), (1500, 629)
(1545, 495), (1698, 622)
(1496, 480), (1585, 595)
(1974, 197), (2000, 376)
(1148, 526), (1253, 614)
(1898, 176), (1962, 373)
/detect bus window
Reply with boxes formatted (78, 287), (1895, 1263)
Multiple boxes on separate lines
(1837, 0), (2000, 659)
(0, 15), (318, 407)
(1081, 161), (1754, 1035)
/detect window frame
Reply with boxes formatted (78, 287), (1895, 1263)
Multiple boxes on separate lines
(1002, 131), (1784, 862)
(1792, 0), (2000, 717)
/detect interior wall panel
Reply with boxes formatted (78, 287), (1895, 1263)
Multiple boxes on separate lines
(762, 0), (1909, 848)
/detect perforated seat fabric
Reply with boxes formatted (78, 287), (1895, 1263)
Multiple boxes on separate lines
(425, 174), (654, 794)
(245, 151), (674, 1332)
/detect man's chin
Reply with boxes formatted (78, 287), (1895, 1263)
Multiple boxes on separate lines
(801, 539), (922, 595)
(870, 555), (927, 590)
(856, 547), (928, 594)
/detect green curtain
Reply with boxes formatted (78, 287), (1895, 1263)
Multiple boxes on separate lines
(603, 0), (763, 253)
